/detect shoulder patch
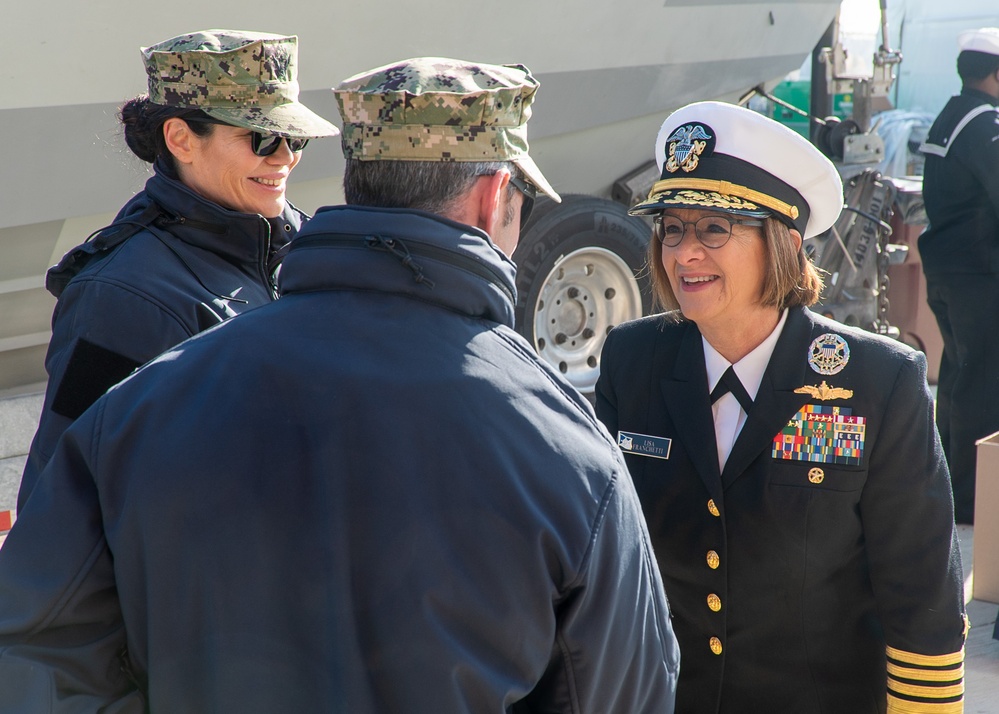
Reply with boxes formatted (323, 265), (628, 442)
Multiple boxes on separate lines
(52, 338), (142, 419)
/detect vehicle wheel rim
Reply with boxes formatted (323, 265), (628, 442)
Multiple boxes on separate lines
(531, 247), (643, 392)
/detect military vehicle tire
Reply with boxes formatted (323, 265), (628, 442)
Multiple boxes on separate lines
(513, 195), (653, 395)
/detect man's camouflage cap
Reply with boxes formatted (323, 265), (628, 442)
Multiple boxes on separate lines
(142, 29), (338, 139)
(334, 57), (560, 202)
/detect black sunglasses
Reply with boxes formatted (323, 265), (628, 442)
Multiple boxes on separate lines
(507, 173), (537, 230)
(183, 117), (309, 157)
(250, 133), (309, 157)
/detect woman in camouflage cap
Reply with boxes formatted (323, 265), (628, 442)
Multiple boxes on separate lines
(17, 30), (339, 508)
(123, 28), (338, 217)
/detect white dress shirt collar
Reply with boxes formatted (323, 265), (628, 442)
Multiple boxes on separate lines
(702, 308), (789, 398)
(702, 309), (789, 470)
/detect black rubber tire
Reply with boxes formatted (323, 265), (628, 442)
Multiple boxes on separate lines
(512, 194), (654, 394)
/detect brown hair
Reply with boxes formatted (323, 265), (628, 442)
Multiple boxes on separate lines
(647, 215), (823, 313)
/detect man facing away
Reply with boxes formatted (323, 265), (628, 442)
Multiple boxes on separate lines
(919, 27), (999, 524)
(0, 57), (679, 713)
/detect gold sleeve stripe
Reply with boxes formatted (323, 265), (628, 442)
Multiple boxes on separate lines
(887, 661), (965, 682)
(887, 693), (964, 714)
(650, 178), (801, 220)
(888, 681), (964, 698)
(886, 645), (964, 667)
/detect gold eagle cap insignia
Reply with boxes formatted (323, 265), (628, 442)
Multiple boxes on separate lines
(794, 381), (854, 401)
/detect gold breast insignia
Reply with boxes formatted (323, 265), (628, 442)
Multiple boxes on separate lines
(794, 381), (854, 401)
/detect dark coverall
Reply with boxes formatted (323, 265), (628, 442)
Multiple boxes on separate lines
(919, 87), (999, 524)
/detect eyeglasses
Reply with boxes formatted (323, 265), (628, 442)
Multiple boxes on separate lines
(653, 213), (764, 249)
(183, 117), (309, 157)
(508, 174), (537, 230)
(251, 133), (309, 157)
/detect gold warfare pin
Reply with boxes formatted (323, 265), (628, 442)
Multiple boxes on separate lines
(794, 381), (854, 401)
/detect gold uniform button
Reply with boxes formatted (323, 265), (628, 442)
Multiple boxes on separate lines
(709, 637), (723, 655)
(707, 594), (722, 612)
(707, 499), (720, 517)
(706, 550), (720, 569)
(808, 467), (825, 484)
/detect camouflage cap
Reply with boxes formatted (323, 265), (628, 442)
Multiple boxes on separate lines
(142, 29), (339, 139)
(334, 57), (560, 202)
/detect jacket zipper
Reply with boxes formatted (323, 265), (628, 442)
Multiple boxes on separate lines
(259, 218), (277, 300)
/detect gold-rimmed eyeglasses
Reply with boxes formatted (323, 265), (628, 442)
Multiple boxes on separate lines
(654, 213), (764, 249)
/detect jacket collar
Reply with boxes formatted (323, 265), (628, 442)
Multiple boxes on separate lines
(959, 86), (999, 107)
(720, 306), (815, 486)
(117, 162), (306, 267)
(659, 307), (817, 491)
(279, 206), (518, 328)
(659, 321), (721, 496)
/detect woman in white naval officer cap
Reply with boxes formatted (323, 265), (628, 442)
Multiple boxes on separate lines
(595, 101), (968, 714)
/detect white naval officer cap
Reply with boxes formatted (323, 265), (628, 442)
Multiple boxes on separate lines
(629, 101), (844, 240)
(958, 27), (999, 56)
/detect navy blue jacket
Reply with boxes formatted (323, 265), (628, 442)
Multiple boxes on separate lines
(919, 88), (999, 275)
(0, 206), (679, 713)
(17, 164), (306, 509)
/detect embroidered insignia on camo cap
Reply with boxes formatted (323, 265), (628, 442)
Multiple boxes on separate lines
(959, 27), (999, 55)
(629, 101), (843, 239)
(334, 57), (560, 202)
(142, 29), (339, 139)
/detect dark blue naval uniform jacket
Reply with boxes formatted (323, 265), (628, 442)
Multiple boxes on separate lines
(920, 87), (999, 276)
(917, 87), (999, 525)
(0, 206), (679, 713)
(596, 307), (967, 714)
(17, 164), (306, 510)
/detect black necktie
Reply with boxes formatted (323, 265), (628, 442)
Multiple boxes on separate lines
(710, 366), (754, 414)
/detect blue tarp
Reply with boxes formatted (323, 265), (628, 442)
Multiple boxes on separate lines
(872, 109), (934, 178)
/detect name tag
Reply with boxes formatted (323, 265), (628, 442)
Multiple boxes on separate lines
(617, 431), (672, 460)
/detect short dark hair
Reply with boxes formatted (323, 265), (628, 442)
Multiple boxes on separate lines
(119, 95), (214, 172)
(957, 50), (999, 83)
(647, 215), (823, 313)
(343, 159), (522, 217)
